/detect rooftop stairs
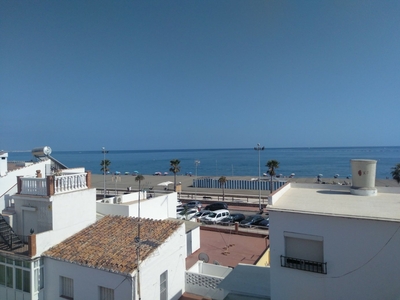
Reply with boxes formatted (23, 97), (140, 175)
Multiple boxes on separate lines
(0, 214), (24, 250)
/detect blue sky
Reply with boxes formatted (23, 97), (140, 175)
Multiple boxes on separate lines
(1, 1), (399, 151)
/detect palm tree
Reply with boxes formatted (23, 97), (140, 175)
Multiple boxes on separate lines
(218, 176), (227, 201)
(266, 160), (280, 193)
(391, 163), (400, 184)
(169, 159), (181, 191)
(100, 159), (111, 174)
(135, 174), (145, 191)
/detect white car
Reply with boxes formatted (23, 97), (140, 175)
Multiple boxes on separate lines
(176, 208), (198, 220)
(203, 209), (230, 224)
(192, 210), (211, 221)
(177, 200), (183, 207)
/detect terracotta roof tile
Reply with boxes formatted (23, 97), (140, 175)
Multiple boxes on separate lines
(43, 215), (183, 274)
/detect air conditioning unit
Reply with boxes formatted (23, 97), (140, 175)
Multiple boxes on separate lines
(116, 196), (122, 204)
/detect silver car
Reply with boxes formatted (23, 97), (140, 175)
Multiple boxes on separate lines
(176, 208), (198, 220)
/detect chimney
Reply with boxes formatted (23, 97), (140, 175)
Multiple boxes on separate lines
(350, 159), (377, 196)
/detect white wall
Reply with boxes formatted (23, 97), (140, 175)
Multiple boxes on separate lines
(116, 191), (146, 203)
(0, 160), (49, 211)
(96, 201), (132, 217)
(269, 182), (291, 205)
(139, 223), (186, 300)
(44, 259), (134, 300)
(189, 226), (200, 254)
(96, 192), (177, 220)
(12, 188), (97, 256)
(269, 211), (400, 300)
(51, 188), (96, 231)
(13, 197), (53, 235)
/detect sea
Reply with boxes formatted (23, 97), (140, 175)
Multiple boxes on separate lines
(7, 147), (400, 179)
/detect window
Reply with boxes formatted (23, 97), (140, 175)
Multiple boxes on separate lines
(6, 266), (13, 288)
(160, 270), (168, 300)
(60, 276), (74, 299)
(281, 232), (327, 274)
(0, 264), (5, 286)
(285, 232), (323, 262)
(39, 258), (44, 289)
(15, 261), (30, 292)
(16, 268), (22, 290)
(99, 286), (114, 300)
(23, 270), (30, 292)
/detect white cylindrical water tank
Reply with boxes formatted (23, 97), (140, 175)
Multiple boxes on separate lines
(350, 159), (377, 196)
(32, 146), (52, 157)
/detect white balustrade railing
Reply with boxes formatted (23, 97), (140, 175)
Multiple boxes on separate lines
(21, 178), (47, 196)
(20, 173), (87, 196)
(54, 173), (87, 194)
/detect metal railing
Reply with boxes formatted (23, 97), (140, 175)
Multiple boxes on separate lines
(280, 255), (327, 274)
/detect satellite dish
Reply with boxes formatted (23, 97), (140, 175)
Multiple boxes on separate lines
(213, 260), (220, 265)
(198, 252), (209, 263)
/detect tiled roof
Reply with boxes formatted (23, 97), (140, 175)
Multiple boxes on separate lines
(43, 215), (183, 274)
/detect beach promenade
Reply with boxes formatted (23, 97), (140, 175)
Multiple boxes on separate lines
(91, 174), (398, 205)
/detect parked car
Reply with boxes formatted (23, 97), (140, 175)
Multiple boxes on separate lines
(203, 209), (230, 224)
(176, 208), (198, 220)
(257, 218), (269, 229)
(177, 200), (183, 207)
(204, 202), (228, 211)
(239, 215), (265, 228)
(186, 201), (202, 209)
(219, 213), (246, 226)
(192, 210), (211, 221)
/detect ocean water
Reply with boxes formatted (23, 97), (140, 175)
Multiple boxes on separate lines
(7, 147), (400, 179)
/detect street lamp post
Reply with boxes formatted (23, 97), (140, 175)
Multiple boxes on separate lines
(195, 160), (200, 200)
(112, 175), (121, 195)
(102, 147), (106, 199)
(254, 143), (265, 211)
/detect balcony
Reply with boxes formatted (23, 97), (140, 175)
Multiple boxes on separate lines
(17, 172), (91, 197)
(280, 255), (327, 274)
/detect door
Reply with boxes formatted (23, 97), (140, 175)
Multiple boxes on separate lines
(23, 211), (38, 237)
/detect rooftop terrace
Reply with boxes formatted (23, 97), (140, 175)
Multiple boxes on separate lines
(269, 183), (400, 222)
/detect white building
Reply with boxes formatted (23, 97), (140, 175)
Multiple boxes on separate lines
(268, 160), (400, 299)
(0, 164), (95, 299)
(0, 148), (195, 300)
(43, 215), (186, 300)
(0, 150), (49, 212)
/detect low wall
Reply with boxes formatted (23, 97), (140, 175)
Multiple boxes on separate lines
(194, 178), (286, 191)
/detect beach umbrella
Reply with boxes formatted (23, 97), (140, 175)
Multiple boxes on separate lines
(334, 174), (339, 178)
(291, 173), (295, 176)
(318, 174), (323, 177)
